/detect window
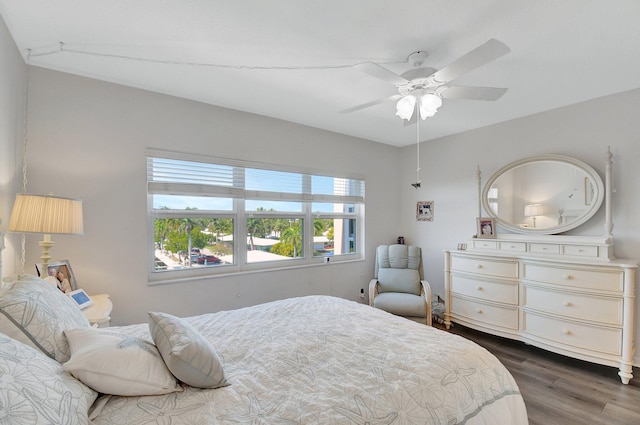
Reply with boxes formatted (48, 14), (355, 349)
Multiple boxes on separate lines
(147, 150), (364, 282)
(488, 186), (499, 214)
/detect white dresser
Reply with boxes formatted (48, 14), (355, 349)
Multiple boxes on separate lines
(444, 234), (637, 384)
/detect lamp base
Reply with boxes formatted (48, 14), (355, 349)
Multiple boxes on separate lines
(39, 234), (55, 271)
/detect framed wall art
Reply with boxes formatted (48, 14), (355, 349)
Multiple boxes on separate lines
(417, 201), (434, 221)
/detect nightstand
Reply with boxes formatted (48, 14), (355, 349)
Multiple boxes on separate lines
(82, 294), (113, 327)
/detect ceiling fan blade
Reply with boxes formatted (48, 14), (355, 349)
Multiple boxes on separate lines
(430, 39), (510, 84)
(353, 62), (409, 86)
(439, 86), (508, 101)
(340, 94), (401, 114)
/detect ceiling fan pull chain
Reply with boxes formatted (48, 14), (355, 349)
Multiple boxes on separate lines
(415, 105), (421, 187)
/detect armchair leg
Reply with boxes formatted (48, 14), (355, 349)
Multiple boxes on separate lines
(421, 280), (433, 326)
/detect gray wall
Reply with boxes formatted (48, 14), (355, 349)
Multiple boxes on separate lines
(2, 65), (402, 325)
(401, 89), (640, 365)
(401, 89), (640, 295)
(0, 16), (24, 273)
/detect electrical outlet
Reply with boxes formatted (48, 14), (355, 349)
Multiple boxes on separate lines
(359, 288), (365, 299)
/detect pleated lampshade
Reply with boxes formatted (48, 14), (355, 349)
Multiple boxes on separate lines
(9, 194), (83, 235)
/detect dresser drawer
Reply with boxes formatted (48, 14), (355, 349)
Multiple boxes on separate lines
(451, 275), (518, 305)
(523, 285), (623, 325)
(529, 243), (560, 254)
(522, 263), (624, 292)
(451, 296), (519, 330)
(473, 240), (498, 250)
(523, 311), (621, 356)
(499, 241), (526, 252)
(563, 245), (599, 257)
(451, 256), (518, 279)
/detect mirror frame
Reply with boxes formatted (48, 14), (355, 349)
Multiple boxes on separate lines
(481, 154), (605, 235)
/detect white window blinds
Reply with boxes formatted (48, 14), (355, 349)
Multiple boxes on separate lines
(147, 155), (365, 204)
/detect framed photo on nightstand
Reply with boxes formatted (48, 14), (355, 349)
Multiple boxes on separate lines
(35, 260), (77, 294)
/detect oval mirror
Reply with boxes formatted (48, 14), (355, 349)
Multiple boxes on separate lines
(481, 155), (604, 234)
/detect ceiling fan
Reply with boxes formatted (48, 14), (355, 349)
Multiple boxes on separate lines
(342, 39), (510, 123)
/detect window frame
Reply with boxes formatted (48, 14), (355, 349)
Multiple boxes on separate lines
(147, 149), (365, 284)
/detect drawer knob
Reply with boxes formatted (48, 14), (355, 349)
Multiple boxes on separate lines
(563, 301), (572, 307)
(476, 286), (483, 291)
(476, 308), (483, 314)
(563, 274), (573, 280)
(476, 264), (483, 269)
(562, 329), (571, 335)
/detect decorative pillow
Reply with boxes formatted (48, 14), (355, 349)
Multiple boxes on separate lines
(0, 274), (90, 362)
(149, 311), (228, 388)
(63, 327), (183, 396)
(0, 332), (97, 424)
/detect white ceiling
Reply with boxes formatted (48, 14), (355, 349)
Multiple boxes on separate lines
(1, 0), (640, 147)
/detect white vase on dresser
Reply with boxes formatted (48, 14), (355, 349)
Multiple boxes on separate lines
(445, 151), (638, 384)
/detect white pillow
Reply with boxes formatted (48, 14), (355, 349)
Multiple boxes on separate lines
(149, 311), (228, 388)
(0, 332), (97, 424)
(0, 274), (90, 362)
(63, 328), (183, 396)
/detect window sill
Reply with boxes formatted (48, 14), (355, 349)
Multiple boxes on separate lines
(147, 256), (364, 286)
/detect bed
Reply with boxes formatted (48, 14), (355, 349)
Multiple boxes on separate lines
(0, 275), (528, 424)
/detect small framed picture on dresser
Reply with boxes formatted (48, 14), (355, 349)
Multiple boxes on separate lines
(477, 217), (496, 239)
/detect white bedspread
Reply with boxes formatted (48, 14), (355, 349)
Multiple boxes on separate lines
(90, 295), (528, 424)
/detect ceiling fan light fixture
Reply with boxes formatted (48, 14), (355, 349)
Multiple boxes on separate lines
(396, 93), (442, 121)
(395, 95), (416, 120)
(418, 93), (442, 119)
(422, 93), (442, 110)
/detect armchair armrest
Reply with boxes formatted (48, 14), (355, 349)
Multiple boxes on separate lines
(420, 280), (433, 326)
(368, 279), (379, 306)
(369, 278), (433, 326)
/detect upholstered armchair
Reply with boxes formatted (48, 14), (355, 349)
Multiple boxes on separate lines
(369, 244), (432, 325)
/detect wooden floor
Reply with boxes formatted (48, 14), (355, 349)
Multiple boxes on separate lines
(443, 324), (640, 425)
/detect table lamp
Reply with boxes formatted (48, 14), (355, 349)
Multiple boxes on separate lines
(8, 193), (83, 270)
(524, 203), (544, 228)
